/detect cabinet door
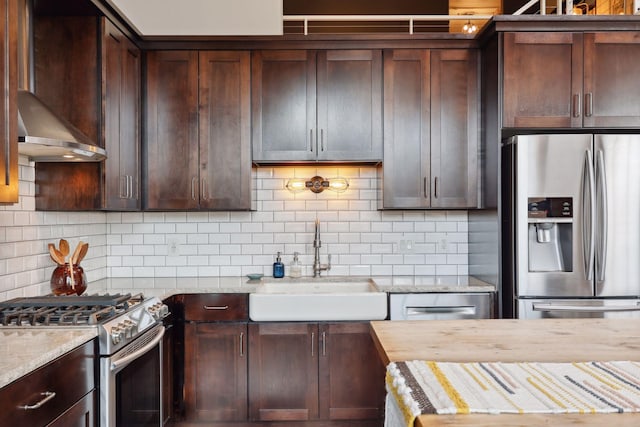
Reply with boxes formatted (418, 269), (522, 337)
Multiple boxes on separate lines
(317, 50), (383, 161)
(103, 19), (140, 210)
(0, 0), (17, 204)
(184, 322), (248, 421)
(430, 49), (479, 208)
(47, 391), (95, 427)
(503, 32), (583, 128)
(145, 51), (199, 209)
(583, 32), (640, 128)
(382, 49), (431, 209)
(199, 51), (252, 210)
(248, 322), (318, 421)
(318, 323), (385, 421)
(252, 50), (316, 162)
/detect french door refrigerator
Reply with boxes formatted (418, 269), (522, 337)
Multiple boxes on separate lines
(502, 134), (640, 319)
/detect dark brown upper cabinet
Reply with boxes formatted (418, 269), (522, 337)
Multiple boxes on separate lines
(102, 19), (141, 210)
(145, 50), (252, 210)
(0, 0), (18, 204)
(503, 31), (640, 128)
(252, 50), (382, 163)
(381, 49), (480, 209)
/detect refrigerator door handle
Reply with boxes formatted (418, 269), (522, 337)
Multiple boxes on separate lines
(582, 150), (596, 281)
(595, 150), (608, 282)
(532, 303), (640, 313)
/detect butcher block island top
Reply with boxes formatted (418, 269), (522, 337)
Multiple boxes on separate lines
(370, 319), (640, 427)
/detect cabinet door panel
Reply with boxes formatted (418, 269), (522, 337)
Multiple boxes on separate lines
(103, 19), (140, 210)
(184, 322), (248, 421)
(583, 32), (640, 128)
(382, 49), (430, 208)
(199, 51), (251, 210)
(248, 322), (318, 421)
(503, 32), (583, 128)
(430, 49), (479, 208)
(319, 323), (385, 421)
(145, 51), (199, 209)
(317, 50), (382, 161)
(252, 50), (316, 162)
(0, 0), (17, 204)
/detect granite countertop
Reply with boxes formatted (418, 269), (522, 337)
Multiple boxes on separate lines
(94, 275), (496, 299)
(0, 328), (97, 389)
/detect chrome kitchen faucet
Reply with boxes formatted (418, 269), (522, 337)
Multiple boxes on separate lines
(313, 219), (331, 277)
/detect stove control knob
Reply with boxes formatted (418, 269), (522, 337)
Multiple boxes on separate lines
(111, 326), (123, 344)
(123, 320), (135, 338)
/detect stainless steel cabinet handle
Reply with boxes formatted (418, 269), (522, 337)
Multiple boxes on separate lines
(572, 93), (581, 117)
(239, 332), (244, 357)
(321, 331), (326, 356)
(423, 177), (428, 198)
(201, 178), (208, 201)
(127, 175), (132, 199)
(310, 129), (314, 152)
(582, 150), (596, 280)
(120, 175), (127, 199)
(19, 392), (56, 410)
(595, 150), (607, 282)
(320, 129), (324, 151)
(434, 177), (439, 199)
(191, 177), (197, 200)
(311, 332), (315, 357)
(585, 92), (593, 117)
(203, 305), (229, 310)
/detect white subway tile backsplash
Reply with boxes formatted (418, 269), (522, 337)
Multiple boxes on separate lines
(2, 165), (470, 294)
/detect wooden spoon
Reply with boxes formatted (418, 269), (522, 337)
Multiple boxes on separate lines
(70, 241), (84, 265)
(59, 239), (70, 263)
(76, 243), (89, 265)
(48, 243), (65, 265)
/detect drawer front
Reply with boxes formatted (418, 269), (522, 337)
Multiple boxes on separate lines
(184, 294), (249, 321)
(0, 340), (95, 427)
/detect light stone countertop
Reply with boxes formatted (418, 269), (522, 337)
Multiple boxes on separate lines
(95, 275), (496, 299)
(0, 328), (97, 389)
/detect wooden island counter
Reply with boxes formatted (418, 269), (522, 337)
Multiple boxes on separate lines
(370, 318), (640, 427)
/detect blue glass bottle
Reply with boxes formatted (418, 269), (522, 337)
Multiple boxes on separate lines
(273, 251), (285, 278)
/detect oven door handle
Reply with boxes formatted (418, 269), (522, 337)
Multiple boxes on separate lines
(111, 326), (165, 372)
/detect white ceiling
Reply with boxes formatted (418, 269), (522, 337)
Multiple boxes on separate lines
(104, 0), (503, 36)
(104, 0), (284, 36)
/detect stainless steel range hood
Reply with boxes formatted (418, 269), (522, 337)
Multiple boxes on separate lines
(16, 0), (106, 162)
(18, 90), (106, 161)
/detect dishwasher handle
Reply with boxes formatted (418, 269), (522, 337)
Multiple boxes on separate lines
(405, 306), (477, 317)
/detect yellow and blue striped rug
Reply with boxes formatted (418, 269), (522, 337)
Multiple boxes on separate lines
(385, 360), (640, 427)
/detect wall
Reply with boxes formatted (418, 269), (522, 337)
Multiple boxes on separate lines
(1, 161), (469, 300)
(0, 156), (107, 301)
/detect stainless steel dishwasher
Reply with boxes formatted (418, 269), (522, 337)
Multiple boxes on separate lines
(389, 293), (494, 320)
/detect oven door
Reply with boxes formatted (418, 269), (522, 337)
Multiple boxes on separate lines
(100, 323), (165, 427)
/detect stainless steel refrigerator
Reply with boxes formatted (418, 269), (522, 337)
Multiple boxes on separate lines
(502, 134), (640, 319)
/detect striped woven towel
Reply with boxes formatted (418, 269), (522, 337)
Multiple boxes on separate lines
(385, 360), (640, 427)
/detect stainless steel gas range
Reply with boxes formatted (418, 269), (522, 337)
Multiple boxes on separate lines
(0, 293), (169, 427)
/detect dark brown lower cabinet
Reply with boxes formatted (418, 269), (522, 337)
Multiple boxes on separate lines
(248, 322), (385, 423)
(319, 323), (385, 421)
(184, 322), (248, 422)
(248, 322), (319, 422)
(48, 391), (95, 427)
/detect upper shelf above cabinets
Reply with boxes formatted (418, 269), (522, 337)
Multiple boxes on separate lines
(251, 50), (383, 164)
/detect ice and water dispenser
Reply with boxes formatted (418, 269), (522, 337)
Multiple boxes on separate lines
(527, 197), (573, 272)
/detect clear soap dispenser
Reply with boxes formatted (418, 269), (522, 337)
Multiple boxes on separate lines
(273, 251), (285, 278)
(290, 252), (302, 278)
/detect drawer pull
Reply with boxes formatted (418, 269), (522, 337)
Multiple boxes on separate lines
(203, 305), (229, 310)
(20, 391), (56, 410)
